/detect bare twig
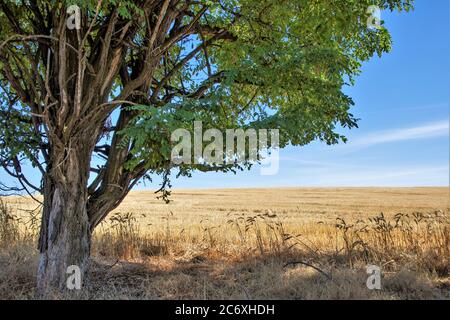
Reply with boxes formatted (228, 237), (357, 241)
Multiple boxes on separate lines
(283, 261), (333, 281)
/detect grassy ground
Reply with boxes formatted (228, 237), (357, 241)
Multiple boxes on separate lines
(1, 187), (449, 299)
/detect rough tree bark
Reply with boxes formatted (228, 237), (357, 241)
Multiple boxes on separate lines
(35, 112), (143, 295)
(37, 141), (94, 295)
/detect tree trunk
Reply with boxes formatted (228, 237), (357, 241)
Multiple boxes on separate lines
(37, 144), (92, 297)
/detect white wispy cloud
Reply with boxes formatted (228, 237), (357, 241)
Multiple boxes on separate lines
(346, 120), (449, 149)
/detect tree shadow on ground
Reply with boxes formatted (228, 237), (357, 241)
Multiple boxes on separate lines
(0, 245), (448, 300)
(85, 250), (449, 300)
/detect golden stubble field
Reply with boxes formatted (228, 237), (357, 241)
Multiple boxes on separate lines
(1, 187), (449, 299)
(114, 186), (450, 226)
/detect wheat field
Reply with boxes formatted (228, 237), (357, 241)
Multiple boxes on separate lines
(1, 187), (449, 299)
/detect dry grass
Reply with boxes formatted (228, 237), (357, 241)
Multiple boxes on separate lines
(1, 187), (449, 300)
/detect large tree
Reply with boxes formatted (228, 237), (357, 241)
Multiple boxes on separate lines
(0, 0), (412, 295)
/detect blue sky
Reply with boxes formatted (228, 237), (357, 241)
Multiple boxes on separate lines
(165, 0), (450, 189)
(1, 0), (448, 191)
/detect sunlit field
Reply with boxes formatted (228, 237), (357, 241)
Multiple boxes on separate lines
(1, 187), (449, 299)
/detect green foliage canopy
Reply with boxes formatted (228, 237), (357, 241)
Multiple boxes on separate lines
(0, 0), (413, 201)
